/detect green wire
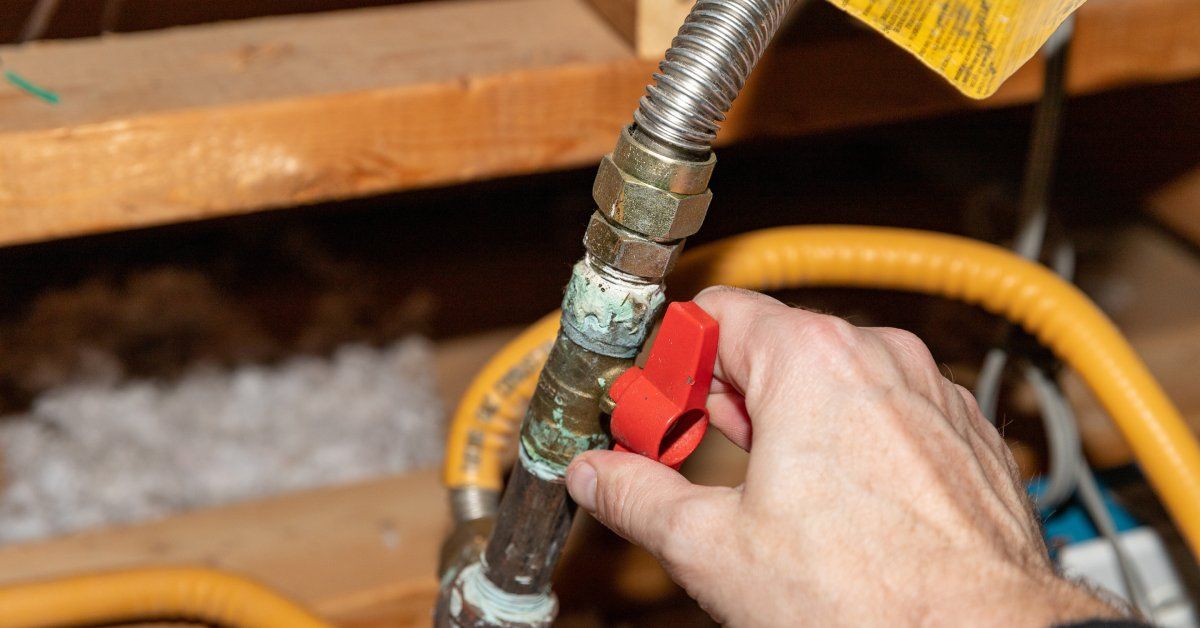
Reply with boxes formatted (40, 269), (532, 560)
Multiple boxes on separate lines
(5, 70), (59, 104)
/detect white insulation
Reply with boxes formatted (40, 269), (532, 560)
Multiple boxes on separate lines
(0, 338), (443, 543)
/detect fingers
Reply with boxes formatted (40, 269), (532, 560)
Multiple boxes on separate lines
(692, 287), (827, 445)
(692, 287), (793, 398)
(707, 381), (752, 450)
(567, 450), (737, 566)
(692, 287), (892, 449)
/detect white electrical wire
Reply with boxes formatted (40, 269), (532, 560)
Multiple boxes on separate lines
(1029, 239), (1080, 513)
(967, 15), (1152, 617)
(1032, 367), (1154, 616)
(1026, 363), (1079, 511)
(973, 18), (1069, 423)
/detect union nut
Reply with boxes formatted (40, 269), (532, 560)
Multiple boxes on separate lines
(592, 155), (713, 242)
(584, 212), (682, 279)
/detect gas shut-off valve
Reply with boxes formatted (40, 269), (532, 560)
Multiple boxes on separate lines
(605, 301), (719, 468)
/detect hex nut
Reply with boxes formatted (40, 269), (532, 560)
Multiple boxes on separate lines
(583, 212), (681, 278)
(592, 156), (713, 241)
(612, 126), (716, 195)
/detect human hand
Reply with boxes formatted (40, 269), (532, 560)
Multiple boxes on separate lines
(566, 287), (1124, 626)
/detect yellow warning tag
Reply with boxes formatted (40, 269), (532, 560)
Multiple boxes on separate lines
(828, 0), (1084, 98)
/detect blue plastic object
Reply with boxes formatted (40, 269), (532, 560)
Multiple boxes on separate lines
(1030, 476), (1140, 551)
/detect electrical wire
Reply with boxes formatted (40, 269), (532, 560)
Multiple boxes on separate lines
(1004, 207), (1153, 615)
(973, 18), (1071, 423)
(1029, 239), (1080, 512)
(1032, 368), (1155, 616)
(966, 16), (1152, 615)
(1022, 237), (1150, 614)
(999, 243), (1153, 614)
(1027, 363), (1080, 511)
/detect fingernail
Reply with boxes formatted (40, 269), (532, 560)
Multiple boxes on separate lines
(567, 461), (597, 511)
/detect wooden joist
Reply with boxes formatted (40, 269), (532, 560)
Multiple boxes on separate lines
(584, 0), (691, 58)
(0, 470), (445, 627)
(1150, 167), (1200, 247)
(0, 0), (1197, 247)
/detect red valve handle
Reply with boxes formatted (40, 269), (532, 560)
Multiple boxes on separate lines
(608, 301), (719, 468)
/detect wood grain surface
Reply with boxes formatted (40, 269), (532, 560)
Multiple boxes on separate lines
(0, 0), (1196, 247)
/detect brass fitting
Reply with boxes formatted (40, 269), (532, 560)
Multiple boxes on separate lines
(583, 212), (682, 279)
(592, 127), (715, 242)
(612, 126), (715, 195)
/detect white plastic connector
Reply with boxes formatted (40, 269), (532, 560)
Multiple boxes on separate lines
(1059, 527), (1197, 628)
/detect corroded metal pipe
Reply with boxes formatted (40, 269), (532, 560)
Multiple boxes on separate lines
(439, 258), (667, 627)
(437, 2), (795, 625)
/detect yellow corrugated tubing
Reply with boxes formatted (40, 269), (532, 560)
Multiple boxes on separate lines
(444, 226), (1200, 560)
(0, 567), (329, 628)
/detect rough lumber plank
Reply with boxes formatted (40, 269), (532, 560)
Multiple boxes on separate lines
(585, 0), (692, 58)
(721, 0), (1200, 138)
(0, 0), (1197, 248)
(0, 0), (643, 247)
(0, 470), (445, 627)
(0, 0), (631, 130)
(1149, 167), (1200, 247)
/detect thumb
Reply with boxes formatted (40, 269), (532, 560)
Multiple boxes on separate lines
(566, 450), (735, 561)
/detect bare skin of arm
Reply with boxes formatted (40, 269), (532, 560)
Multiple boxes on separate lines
(566, 287), (1127, 627)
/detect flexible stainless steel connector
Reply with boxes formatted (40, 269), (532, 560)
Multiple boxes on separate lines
(633, 0), (794, 156)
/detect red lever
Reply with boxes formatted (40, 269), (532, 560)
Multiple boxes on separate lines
(608, 301), (718, 468)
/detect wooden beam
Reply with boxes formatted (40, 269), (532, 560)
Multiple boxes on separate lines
(0, 0), (1197, 248)
(0, 0), (643, 247)
(0, 470), (445, 627)
(584, 0), (691, 58)
(1149, 167), (1200, 247)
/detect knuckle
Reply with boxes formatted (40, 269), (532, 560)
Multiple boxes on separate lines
(878, 327), (937, 369)
(799, 315), (860, 360)
(954, 383), (983, 415)
(697, 284), (761, 302)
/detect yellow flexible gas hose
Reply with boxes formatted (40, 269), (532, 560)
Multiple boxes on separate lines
(444, 311), (559, 492)
(443, 226), (1200, 559)
(0, 566), (329, 628)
